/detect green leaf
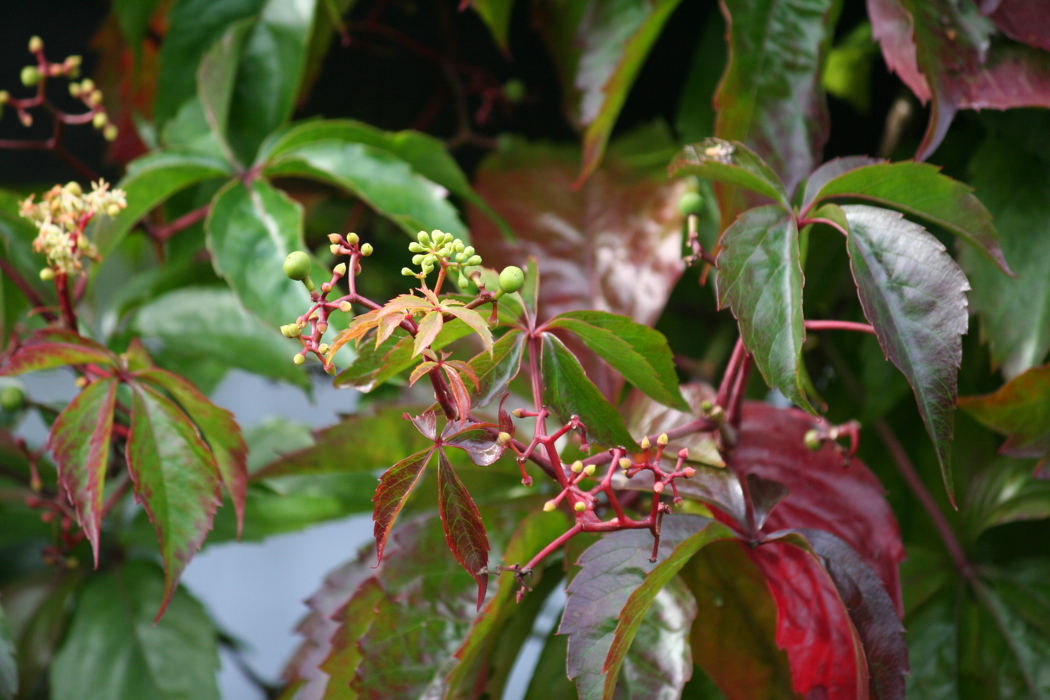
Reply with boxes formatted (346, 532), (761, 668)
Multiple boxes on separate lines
(809, 161), (1010, 273)
(466, 0), (515, 52)
(573, 0), (686, 183)
(960, 458), (1050, 545)
(560, 515), (714, 699)
(714, 0), (837, 216)
(197, 18), (254, 167)
(205, 178), (316, 332)
(469, 328), (525, 408)
(131, 287), (309, 389)
(92, 151), (232, 256)
(264, 140), (468, 238)
(437, 449), (490, 609)
(548, 310), (688, 411)
(669, 139), (789, 209)
(959, 135), (1050, 377)
(822, 21), (878, 114)
(49, 561), (220, 700)
(679, 541), (799, 700)
(715, 205), (811, 413)
(603, 520), (736, 699)
(47, 378), (119, 566)
(127, 383), (223, 618)
(841, 204), (969, 502)
(959, 363), (1050, 461)
(371, 447), (435, 565)
(133, 368), (249, 537)
(540, 333), (638, 450)
(0, 329), (118, 377)
(0, 602), (15, 700)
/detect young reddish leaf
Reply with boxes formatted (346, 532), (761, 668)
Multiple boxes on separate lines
(735, 401), (905, 611)
(332, 321), (474, 392)
(407, 360), (438, 387)
(0, 329), (118, 377)
(47, 377), (119, 566)
(412, 310), (444, 357)
(572, 0), (687, 184)
(132, 368), (249, 538)
(602, 520), (737, 699)
(809, 161), (1010, 273)
(541, 333), (639, 450)
(800, 156), (883, 210)
(747, 540), (870, 699)
(786, 530), (908, 699)
(841, 204), (970, 503)
(716, 204), (812, 413)
(714, 0), (837, 216)
(469, 329), (525, 409)
(442, 419), (505, 467)
(869, 0), (1050, 160)
(959, 363), (1050, 463)
(127, 383), (223, 619)
(678, 542), (800, 700)
(444, 360), (479, 391)
(371, 447), (434, 565)
(547, 310), (689, 411)
(442, 364), (473, 420)
(560, 515), (714, 700)
(437, 450), (490, 609)
(669, 139), (789, 210)
(445, 306), (494, 357)
(406, 410), (438, 440)
(988, 0), (1050, 51)
(958, 136), (1050, 378)
(122, 337), (154, 372)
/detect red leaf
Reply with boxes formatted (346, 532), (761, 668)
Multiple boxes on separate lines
(133, 368), (248, 538)
(734, 401), (905, 613)
(405, 410), (438, 440)
(371, 447), (434, 565)
(959, 362), (1050, 459)
(47, 377), (119, 566)
(437, 449), (489, 610)
(0, 329), (118, 376)
(989, 0), (1050, 51)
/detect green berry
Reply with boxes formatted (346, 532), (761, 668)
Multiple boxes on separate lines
(283, 251), (312, 280)
(28, 36), (43, 53)
(499, 266), (525, 293)
(678, 191), (704, 216)
(293, 353), (306, 366)
(21, 66), (40, 87)
(0, 385), (25, 412)
(503, 79), (526, 103)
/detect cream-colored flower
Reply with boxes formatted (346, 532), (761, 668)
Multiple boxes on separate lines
(20, 180), (126, 275)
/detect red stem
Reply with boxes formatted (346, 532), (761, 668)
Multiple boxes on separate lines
(150, 204), (212, 243)
(805, 320), (876, 335)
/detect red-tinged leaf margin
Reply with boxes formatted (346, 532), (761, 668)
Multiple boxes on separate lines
(132, 368), (249, 538)
(413, 310), (444, 357)
(959, 363), (1050, 459)
(372, 446), (435, 565)
(715, 204), (812, 413)
(839, 203), (970, 503)
(602, 520), (737, 699)
(437, 449), (490, 610)
(0, 329), (118, 376)
(446, 306), (494, 357)
(127, 383), (223, 620)
(47, 378), (119, 567)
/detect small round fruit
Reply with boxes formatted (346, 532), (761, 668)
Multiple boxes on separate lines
(498, 266), (525, 294)
(1, 385), (25, 412)
(678, 191), (703, 216)
(283, 251), (311, 281)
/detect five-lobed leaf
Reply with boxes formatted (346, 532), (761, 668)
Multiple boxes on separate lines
(0, 329), (118, 377)
(715, 205), (812, 413)
(436, 449), (490, 610)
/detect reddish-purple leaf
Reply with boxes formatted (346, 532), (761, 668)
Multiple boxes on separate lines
(437, 449), (489, 610)
(841, 203), (970, 502)
(468, 136), (687, 395)
(47, 377), (119, 567)
(407, 360), (438, 387)
(959, 363), (1050, 460)
(133, 368), (248, 538)
(0, 329), (117, 376)
(989, 0), (1050, 51)
(371, 447), (434, 565)
(406, 410), (437, 440)
(442, 422), (505, 467)
(735, 401), (905, 612)
(869, 0), (1050, 159)
(714, 0), (837, 221)
(127, 383), (223, 619)
(747, 540), (870, 698)
(442, 364), (473, 420)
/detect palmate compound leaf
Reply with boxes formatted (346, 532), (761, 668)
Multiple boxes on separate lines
(437, 449), (490, 610)
(714, 204), (812, 413)
(132, 368), (248, 537)
(838, 203), (971, 503)
(546, 310), (689, 411)
(468, 328), (525, 409)
(0, 329), (118, 377)
(371, 446), (435, 565)
(46, 378), (119, 567)
(126, 383), (223, 619)
(669, 139), (789, 211)
(560, 515), (723, 700)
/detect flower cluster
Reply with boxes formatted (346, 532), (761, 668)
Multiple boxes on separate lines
(19, 180), (127, 276)
(402, 229), (481, 287)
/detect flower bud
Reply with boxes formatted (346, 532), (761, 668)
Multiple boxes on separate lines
(683, 467), (696, 478)
(570, 460), (583, 474)
(543, 500), (557, 513)
(75, 376), (88, 388)
(411, 254), (424, 266)
(346, 232), (359, 245)
(280, 324), (299, 338)
(401, 267), (416, 276)
(573, 501), (587, 513)
(360, 243), (373, 256)
(333, 262), (347, 277)
(88, 90), (103, 106)
(512, 408), (524, 418)
(28, 36), (43, 53)
(92, 111), (107, 129)
(497, 431), (512, 444)
(80, 79), (95, 93)
(417, 231), (430, 246)
(39, 267), (55, 281)
(678, 448), (689, 459)
(317, 322), (329, 334)
(640, 436), (651, 450)
(69, 83), (81, 97)
(465, 255), (482, 267)
(320, 282), (332, 294)
(327, 233), (342, 244)
(653, 481), (665, 494)
(293, 353), (306, 365)
(20, 66), (40, 87)
(104, 124), (118, 142)
(318, 343), (330, 355)
(619, 457), (632, 471)
(65, 181), (82, 196)
(338, 301), (353, 313)
(657, 433), (669, 446)
(803, 430), (822, 451)
(583, 464), (596, 477)
(330, 244), (340, 255)
(408, 242), (424, 253)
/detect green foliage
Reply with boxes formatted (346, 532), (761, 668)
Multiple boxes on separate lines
(2, 0), (1050, 698)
